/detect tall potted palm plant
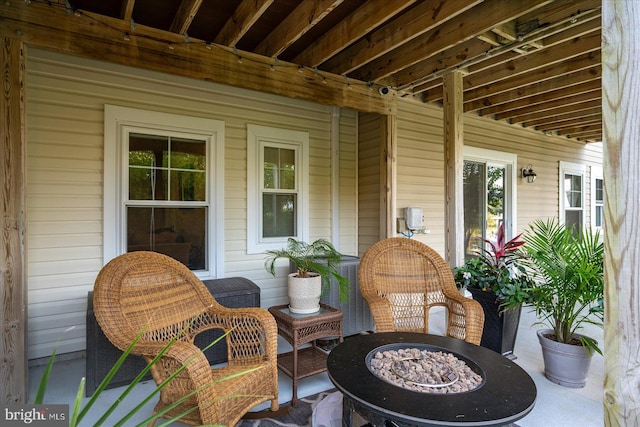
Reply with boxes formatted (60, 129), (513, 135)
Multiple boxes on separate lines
(523, 218), (604, 388)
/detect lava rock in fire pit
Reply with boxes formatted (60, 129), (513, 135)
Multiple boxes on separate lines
(368, 347), (483, 394)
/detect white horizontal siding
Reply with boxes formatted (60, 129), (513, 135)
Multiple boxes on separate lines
(26, 49), (356, 359)
(338, 109), (358, 255)
(396, 101), (446, 254)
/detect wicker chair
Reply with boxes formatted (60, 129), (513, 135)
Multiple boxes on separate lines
(359, 238), (484, 345)
(92, 251), (279, 426)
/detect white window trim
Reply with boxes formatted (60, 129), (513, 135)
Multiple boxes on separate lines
(104, 105), (225, 279)
(247, 124), (309, 254)
(559, 161), (586, 225)
(591, 165), (603, 229)
(463, 146), (518, 237)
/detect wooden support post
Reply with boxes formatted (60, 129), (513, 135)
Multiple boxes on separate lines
(0, 37), (27, 405)
(602, 2), (640, 425)
(443, 71), (465, 267)
(382, 115), (397, 238)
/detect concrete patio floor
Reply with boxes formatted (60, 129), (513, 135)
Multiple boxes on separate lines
(28, 307), (604, 426)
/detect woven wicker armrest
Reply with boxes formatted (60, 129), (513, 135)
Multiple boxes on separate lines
(207, 306), (278, 362)
(359, 293), (396, 332)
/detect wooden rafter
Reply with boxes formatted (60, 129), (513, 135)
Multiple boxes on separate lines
(293, 0), (417, 68)
(321, 0), (482, 75)
(465, 66), (601, 112)
(169, 0), (203, 35)
(351, 0), (554, 82)
(478, 79), (601, 116)
(214, 0), (274, 47)
(254, 0), (344, 58)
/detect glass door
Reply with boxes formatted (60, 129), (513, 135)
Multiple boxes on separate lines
(463, 163), (506, 259)
(463, 148), (515, 262)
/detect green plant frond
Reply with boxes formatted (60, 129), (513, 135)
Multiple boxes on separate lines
(264, 237), (350, 302)
(68, 377), (85, 427)
(523, 218), (604, 351)
(33, 346), (56, 404)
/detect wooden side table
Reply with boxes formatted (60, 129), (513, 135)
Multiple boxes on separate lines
(268, 303), (343, 406)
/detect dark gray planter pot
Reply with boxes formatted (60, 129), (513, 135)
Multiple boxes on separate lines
(537, 329), (595, 388)
(467, 287), (522, 359)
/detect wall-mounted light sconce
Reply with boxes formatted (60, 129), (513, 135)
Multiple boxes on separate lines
(522, 164), (537, 183)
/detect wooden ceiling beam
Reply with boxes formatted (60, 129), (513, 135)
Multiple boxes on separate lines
(419, 49), (599, 103)
(405, 6), (600, 92)
(573, 133), (602, 142)
(214, 0), (274, 47)
(509, 99), (601, 124)
(254, 0), (343, 58)
(350, 0), (554, 83)
(394, 38), (490, 90)
(516, 0), (601, 29)
(0, 1), (394, 115)
(465, 66), (601, 112)
(169, 0), (203, 35)
(120, 0), (135, 21)
(478, 79), (601, 116)
(522, 106), (602, 127)
(463, 31), (600, 92)
(293, 0), (417, 68)
(495, 89), (600, 121)
(321, 0), (481, 75)
(537, 115), (602, 132)
(456, 50), (600, 103)
(560, 124), (602, 136)
(467, 16), (600, 76)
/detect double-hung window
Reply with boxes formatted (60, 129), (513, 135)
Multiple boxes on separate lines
(104, 105), (225, 278)
(247, 124), (309, 254)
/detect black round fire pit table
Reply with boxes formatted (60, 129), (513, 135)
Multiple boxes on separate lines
(327, 332), (536, 427)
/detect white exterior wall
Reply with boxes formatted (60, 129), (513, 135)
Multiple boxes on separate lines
(25, 49), (357, 359)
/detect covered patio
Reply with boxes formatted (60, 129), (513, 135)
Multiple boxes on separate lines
(2, 0), (639, 425)
(28, 308), (603, 426)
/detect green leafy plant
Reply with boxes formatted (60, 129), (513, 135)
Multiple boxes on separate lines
(33, 325), (256, 427)
(523, 218), (604, 354)
(264, 237), (350, 302)
(455, 223), (532, 310)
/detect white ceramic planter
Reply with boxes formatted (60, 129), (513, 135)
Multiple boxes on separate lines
(287, 272), (322, 314)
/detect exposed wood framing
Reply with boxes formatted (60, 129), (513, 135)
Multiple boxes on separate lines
(382, 115), (397, 239)
(602, 2), (640, 424)
(169, 0), (204, 35)
(0, 1), (395, 116)
(214, 0), (274, 47)
(321, 0), (482, 75)
(293, 0), (417, 68)
(0, 37), (27, 405)
(352, 0), (553, 83)
(443, 71), (465, 267)
(254, 0), (344, 58)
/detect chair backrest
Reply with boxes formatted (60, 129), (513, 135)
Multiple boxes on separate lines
(93, 251), (221, 352)
(359, 238), (460, 333)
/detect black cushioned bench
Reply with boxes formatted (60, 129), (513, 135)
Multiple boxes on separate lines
(85, 277), (260, 396)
